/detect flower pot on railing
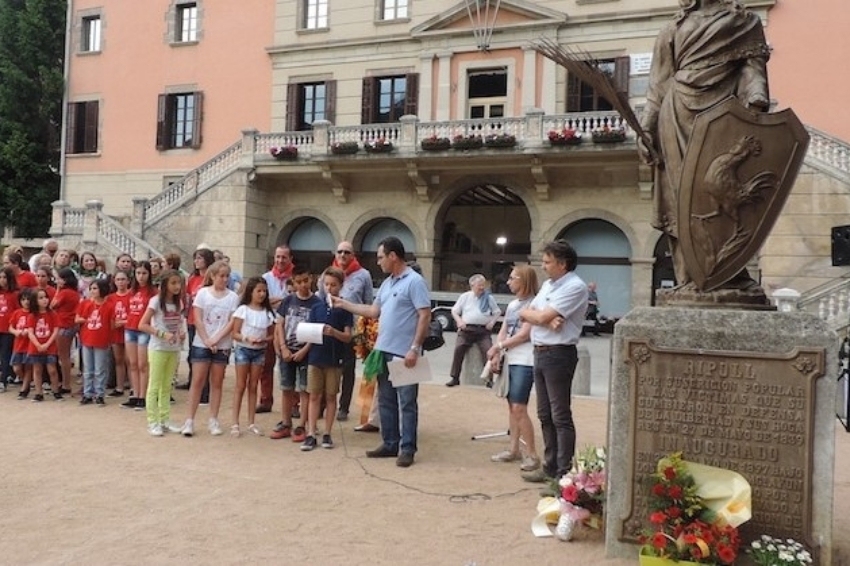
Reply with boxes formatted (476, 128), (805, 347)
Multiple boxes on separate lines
(591, 129), (627, 144)
(484, 134), (517, 149)
(331, 142), (360, 155)
(548, 129), (584, 146)
(451, 135), (483, 150)
(364, 139), (394, 154)
(270, 146), (298, 160)
(420, 137), (452, 151)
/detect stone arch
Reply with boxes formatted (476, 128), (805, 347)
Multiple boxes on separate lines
(346, 209), (425, 253)
(541, 208), (640, 258)
(272, 210), (339, 275)
(272, 208), (341, 250)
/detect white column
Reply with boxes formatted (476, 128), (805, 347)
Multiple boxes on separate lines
(522, 46), (536, 111)
(436, 51), (452, 121)
(541, 55), (557, 114)
(418, 54), (434, 121)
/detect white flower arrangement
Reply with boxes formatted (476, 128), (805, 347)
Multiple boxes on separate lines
(748, 535), (812, 566)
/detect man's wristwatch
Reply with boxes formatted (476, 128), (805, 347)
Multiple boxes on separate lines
(410, 345), (422, 355)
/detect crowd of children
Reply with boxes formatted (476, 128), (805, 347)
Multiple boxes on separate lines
(0, 246), (353, 449)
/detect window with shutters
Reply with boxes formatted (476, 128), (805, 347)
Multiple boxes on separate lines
(566, 57), (630, 112)
(156, 92), (203, 150)
(66, 101), (100, 154)
(301, 0), (329, 30)
(286, 81), (336, 131)
(380, 0), (408, 20)
(361, 74), (418, 124)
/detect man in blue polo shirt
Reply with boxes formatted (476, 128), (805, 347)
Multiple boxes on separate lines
(519, 240), (588, 483)
(332, 236), (431, 468)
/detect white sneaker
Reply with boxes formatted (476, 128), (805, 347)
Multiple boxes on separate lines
(162, 421), (182, 434)
(208, 418), (223, 436)
(248, 423), (263, 436)
(148, 423), (164, 437)
(181, 419), (194, 437)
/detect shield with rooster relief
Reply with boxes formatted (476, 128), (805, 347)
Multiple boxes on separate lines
(678, 97), (809, 291)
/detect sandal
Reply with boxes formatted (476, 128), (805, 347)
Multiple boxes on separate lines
(248, 424), (263, 436)
(230, 424), (241, 438)
(490, 450), (521, 463)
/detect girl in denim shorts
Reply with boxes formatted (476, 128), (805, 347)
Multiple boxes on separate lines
(52, 268), (81, 395)
(123, 261), (157, 410)
(10, 289), (33, 399)
(231, 277), (277, 437)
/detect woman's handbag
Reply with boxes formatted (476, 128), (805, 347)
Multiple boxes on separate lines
(492, 356), (510, 398)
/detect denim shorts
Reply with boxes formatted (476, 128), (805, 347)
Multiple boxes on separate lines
(279, 360), (308, 392)
(58, 327), (77, 338)
(234, 345), (265, 366)
(11, 352), (28, 365)
(124, 329), (151, 346)
(507, 364), (534, 405)
(27, 354), (58, 366)
(190, 345), (230, 365)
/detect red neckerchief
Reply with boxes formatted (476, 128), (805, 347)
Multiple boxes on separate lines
(332, 256), (362, 277)
(271, 263), (294, 282)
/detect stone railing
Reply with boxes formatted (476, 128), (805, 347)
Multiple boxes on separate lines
(805, 126), (850, 180)
(796, 276), (850, 334)
(143, 139), (244, 226)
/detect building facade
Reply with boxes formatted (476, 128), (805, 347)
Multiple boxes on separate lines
(52, 0), (850, 320)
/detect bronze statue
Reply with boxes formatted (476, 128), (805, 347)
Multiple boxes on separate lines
(638, 0), (808, 306)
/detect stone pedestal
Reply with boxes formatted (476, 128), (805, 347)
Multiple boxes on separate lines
(573, 345), (591, 396)
(605, 307), (836, 565)
(460, 346), (485, 386)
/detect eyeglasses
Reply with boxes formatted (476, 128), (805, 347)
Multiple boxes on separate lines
(336, 250), (353, 255)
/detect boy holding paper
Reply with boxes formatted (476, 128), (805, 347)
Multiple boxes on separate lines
(272, 266), (320, 442)
(300, 267), (352, 451)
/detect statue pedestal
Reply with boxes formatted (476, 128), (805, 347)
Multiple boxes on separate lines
(605, 307), (837, 565)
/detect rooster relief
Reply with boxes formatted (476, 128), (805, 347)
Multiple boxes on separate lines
(690, 135), (778, 276)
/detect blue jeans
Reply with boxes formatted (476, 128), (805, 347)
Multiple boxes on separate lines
(82, 346), (111, 398)
(533, 345), (578, 479)
(377, 352), (419, 455)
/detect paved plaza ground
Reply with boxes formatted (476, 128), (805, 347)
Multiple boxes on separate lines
(1, 335), (847, 565)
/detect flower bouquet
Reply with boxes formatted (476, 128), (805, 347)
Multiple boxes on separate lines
(331, 141), (360, 155)
(352, 316), (379, 359)
(484, 132), (517, 148)
(270, 145), (298, 160)
(364, 137), (394, 153)
(748, 535), (812, 566)
(420, 135), (451, 151)
(639, 452), (743, 566)
(554, 446), (607, 541)
(548, 128), (583, 146)
(451, 134), (483, 150)
(591, 125), (626, 143)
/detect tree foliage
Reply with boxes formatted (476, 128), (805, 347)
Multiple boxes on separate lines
(0, 0), (66, 238)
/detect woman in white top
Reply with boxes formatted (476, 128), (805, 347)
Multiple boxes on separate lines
(486, 265), (541, 473)
(179, 261), (239, 437)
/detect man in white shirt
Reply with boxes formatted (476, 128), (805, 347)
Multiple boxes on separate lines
(445, 274), (501, 387)
(519, 240), (588, 483)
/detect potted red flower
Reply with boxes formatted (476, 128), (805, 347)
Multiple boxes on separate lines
(548, 128), (583, 146)
(270, 145), (298, 160)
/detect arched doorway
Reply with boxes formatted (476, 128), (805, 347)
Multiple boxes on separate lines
(358, 218), (417, 286)
(438, 183), (531, 293)
(280, 217), (335, 276)
(559, 219), (632, 318)
(651, 234), (676, 306)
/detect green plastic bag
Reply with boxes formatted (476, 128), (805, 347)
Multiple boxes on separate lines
(362, 349), (386, 382)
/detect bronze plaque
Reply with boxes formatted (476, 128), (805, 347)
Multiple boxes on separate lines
(618, 340), (824, 552)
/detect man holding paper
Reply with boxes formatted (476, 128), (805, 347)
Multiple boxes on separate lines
(331, 236), (431, 468)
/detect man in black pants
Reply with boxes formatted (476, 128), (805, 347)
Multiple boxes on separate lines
(519, 240), (588, 484)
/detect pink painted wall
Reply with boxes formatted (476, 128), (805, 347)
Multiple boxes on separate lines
(766, 0), (850, 141)
(66, 1), (273, 174)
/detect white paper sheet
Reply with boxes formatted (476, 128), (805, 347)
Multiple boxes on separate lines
(295, 322), (325, 345)
(387, 357), (432, 386)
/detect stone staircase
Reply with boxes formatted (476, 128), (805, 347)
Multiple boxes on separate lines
(48, 119), (850, 331)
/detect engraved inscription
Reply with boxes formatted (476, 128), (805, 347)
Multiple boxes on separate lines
(621, 341), (823, 552)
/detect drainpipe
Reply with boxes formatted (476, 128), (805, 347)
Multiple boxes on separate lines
(58, 0), (74, 202)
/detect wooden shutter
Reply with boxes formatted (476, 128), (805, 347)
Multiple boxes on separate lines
(83, 101), (99, 152)
(566, 73), (580, 112)
(361, 77), (375, 124)
(156, 93), (168, 150)
(191, 91), (204, 149)
(65, 102), (78, 153)
(324, 80), (337, 126)
(285, 83), (298, 131)
(404, 73), (419, 117)
(613, 56), (630, 97)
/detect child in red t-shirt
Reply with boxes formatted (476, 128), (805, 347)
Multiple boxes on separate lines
(51, 268), (81, 394)
(105, 271), (132, 397)
(76, 279), (112, 406)
(28, 288), (62, 402)
(0, 266), (19, 390)
(9, 289), (34, 399)
(123, 261), (157, 410)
